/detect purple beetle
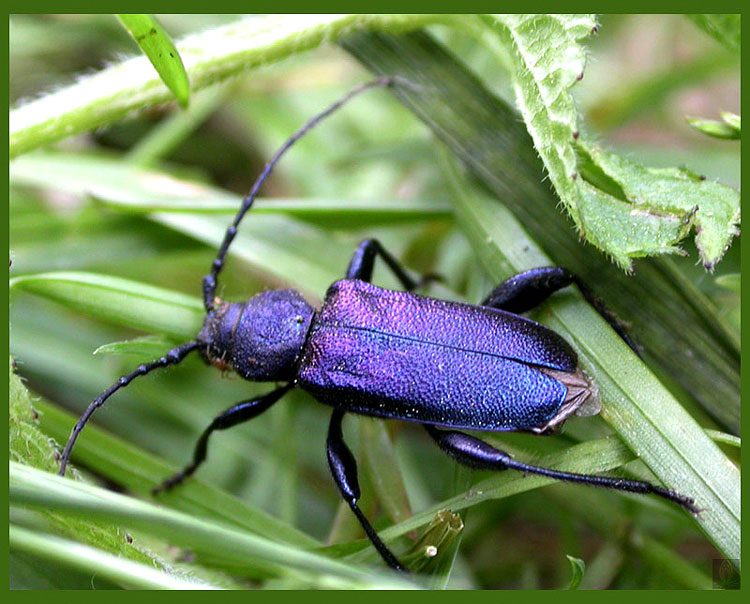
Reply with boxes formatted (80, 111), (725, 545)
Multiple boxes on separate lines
(58, 78), (696, 572)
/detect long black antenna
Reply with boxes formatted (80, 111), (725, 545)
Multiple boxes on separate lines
(202, 76), (407, 312)
(58, 341), (200, 476)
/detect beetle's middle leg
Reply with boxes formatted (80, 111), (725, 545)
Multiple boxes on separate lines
(346, 238), (437, 291)
(423, 425), (698, 513)
(152, 383), (293, 494)
(327, 408), (407, 572)
(482, 267), (638, 354)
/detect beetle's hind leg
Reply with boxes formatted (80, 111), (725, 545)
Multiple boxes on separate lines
(327, 409), (407, 572)
(424, 425), (698, 513)
(346, 238), (438, 292)
(153, 383), (293, 494)
(482, 267), (639, 355)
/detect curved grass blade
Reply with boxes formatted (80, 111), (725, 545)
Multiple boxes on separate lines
(9, 272), (204, 340)
(32, 396), (320, 549)
(11, 463), (419, 589)
(117, 14), (190, 108)
(11, 152), (451, 224)
(10, 525), (219, 590)
(565, 556), (585, 590)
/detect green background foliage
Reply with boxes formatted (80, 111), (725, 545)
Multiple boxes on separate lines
(9, 14), (739, 589)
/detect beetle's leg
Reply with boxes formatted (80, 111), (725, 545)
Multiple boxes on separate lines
(347, 238), (438, 292)
(327, 409), (407, 572)
(153, 383), (293, 494)
(424, 425), (698, 513)
(482, 267), (638, 355)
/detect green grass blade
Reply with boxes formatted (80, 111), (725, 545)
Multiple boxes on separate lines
(10, 525), (219, 590)
(454, 190), (740, 565)
(9, 272), (204, 340)
(11, 152), (451, 224)
(685, 14), (741, 52)
(10, 14), (448, 157)
(117, 14), (190, 108)
(32, 397), (320, 549)
(11, 463), (419, 589)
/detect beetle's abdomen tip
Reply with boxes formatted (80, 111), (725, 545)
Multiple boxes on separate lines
(532, 366), (600, 433)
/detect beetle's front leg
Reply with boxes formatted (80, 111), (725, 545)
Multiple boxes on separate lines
(424, 425), (697, 513)
(153, 383), (293, 494)
(347, 238), (437, 292)
(327, 408), (407, 572)
(483, 267), (638, 354)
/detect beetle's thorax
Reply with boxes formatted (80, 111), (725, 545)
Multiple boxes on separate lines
(198, 289), (314, 381)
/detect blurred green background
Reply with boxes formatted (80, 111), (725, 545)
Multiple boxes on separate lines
(9, 15), (740, 589)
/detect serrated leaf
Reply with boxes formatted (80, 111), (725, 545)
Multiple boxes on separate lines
(480, 14), (592, 223)
(479, 15), (740, 270)
(685, 14), (741, 52)
(117, 14), (190, 108)
(576, 140), (741, 269)
(576, 179), (692, 260)
(9, 357), (165, 578)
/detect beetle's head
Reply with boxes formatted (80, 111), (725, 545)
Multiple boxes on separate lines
(198, 290), (314, 381)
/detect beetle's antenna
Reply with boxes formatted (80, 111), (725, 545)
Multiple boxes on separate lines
(58, 341), (200, 477)
(202, 76), (412, 312)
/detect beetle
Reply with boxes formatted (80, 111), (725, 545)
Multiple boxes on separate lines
(58, 76), (697, 573)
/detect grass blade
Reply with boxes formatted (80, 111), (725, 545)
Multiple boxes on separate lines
(10, 525), (219, 590)
(11, 463), (419, 589)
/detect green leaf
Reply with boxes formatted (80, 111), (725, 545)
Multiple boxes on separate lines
(479, 14), (594, 233)
(687, 112), (741, 140)
(116, 14), (190, 108)
(10, 525), (219, 590)
(10, 463), (418, 589)
(576, 139), (741, 269)
(9, 14), (447, 157)
(94, 335), (177, 357)
(9, 272), (204, 340)
(565, 555), (585, 590)
(479, 14), (740, 270)
(685, 14), (741, 52)
(10, 152), (451, 226)
(705, 429), (741, 449)
(721, 111), (741, 131)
